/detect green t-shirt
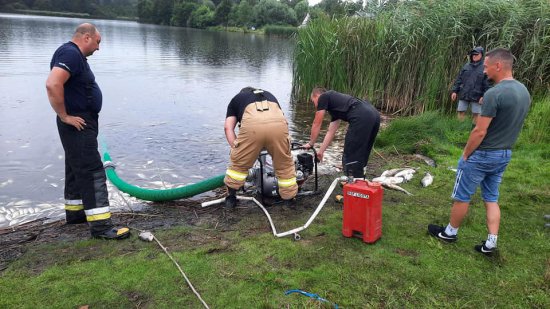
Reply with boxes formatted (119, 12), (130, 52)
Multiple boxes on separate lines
(479, 80), (531, 150)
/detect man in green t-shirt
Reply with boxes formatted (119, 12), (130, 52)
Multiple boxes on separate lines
(428, 48), (531, 256)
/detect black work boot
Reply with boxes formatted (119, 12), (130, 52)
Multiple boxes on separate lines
(225, 188), (237, 210)
(282, 198), (297, 209)
(93, 227), (131, 240)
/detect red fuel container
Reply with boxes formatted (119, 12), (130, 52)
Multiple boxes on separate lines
(342, 179), (383, 243)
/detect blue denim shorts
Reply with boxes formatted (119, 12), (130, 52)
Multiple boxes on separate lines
(451, 149), (512, 202)
(457, 100), (482, 114)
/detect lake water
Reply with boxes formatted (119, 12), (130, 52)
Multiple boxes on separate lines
(0, 13), (340, 228)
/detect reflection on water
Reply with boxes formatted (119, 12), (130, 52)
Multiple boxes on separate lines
(0, 13), (341, 228)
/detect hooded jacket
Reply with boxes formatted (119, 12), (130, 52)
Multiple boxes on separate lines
(451, 46), (491, 102)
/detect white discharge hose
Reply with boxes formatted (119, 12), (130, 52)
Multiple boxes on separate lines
(201, 177), (341, 238)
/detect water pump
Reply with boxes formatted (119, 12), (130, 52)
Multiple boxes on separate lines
(244, 142), (318, 199)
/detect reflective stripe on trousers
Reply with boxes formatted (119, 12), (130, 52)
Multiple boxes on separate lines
(224, 102), (298, 199)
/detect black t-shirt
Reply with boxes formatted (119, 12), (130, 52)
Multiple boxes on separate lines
(316, 90), (360, 122)
(226, 90), (280, 123)
(50, 41), (103, 114)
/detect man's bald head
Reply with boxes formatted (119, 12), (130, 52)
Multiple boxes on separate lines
(71, 23), (101, 57)
(73, 23), (98, 39)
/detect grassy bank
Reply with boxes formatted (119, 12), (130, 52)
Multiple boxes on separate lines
(208, 25), (264, 34)
(293, 0), (550, 115)
(1, 111), (548, 307)
(207, 25), (296, 37)
(264, 25), (297, 37)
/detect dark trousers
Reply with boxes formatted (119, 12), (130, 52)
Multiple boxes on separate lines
(57, 113), (112, 234)
(342, 102), (381, 178)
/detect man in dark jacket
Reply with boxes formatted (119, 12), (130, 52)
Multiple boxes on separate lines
(451, 46), (491, 124)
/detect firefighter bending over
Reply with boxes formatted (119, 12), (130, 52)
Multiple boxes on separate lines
(223, 87), (298, 209)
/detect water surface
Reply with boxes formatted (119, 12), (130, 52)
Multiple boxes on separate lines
(0, 14), (331, 227)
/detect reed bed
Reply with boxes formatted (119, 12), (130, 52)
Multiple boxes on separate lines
(293, 0), (550, 115)
(264, 25), (297, 37)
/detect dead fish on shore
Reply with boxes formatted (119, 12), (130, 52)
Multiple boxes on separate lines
(421, 172), (433, 187)
(381, 168), (406, 177)
(372, 176), (404, 184)
(394, 168), (416, 182)
(414, 154), (436, 167)
(382, 183), (413, 195)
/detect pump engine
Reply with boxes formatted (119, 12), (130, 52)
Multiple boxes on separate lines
(244, 144), (318, 198)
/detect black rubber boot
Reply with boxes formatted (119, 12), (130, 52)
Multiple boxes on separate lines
(93, 227), (131, 240)
(225, 188), (237, 210)
(283, 198), (297, 209)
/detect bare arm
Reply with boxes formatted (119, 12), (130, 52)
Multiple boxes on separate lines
(224, 116), (238, 147)
(316, 119), (340, 162)
(45, 67), (85, 130)
(307, 110), (326, 147)
(462, 116), (492, 160)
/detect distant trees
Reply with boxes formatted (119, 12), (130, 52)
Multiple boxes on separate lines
(0, 0), (369, 31)
(135, 0), (312, 29)
(189, 4), (214, 28)
(171, 1), (197, 26)
(253, 0), (296, 27)
(0, 0), (138, 18)
(214, 0), (232, 26)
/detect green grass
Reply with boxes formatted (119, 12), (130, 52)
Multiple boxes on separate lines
(1, 113), (549, 308)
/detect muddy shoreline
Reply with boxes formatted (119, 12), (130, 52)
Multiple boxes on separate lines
(0, 176), (343, 272)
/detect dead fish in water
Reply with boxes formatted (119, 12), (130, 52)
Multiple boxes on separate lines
(382, 183), (413, 195)
(0, 179), (13, 188)
(421, 172), (433, 187)
(414, 154), (436, 167)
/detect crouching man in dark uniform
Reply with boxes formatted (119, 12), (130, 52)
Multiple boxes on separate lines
(46, 23), (129, 239)
(303, 88), (380, 178)
(224, 87), (298, 208)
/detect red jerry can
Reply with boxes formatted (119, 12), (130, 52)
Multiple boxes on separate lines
(342, 179), (383, 243)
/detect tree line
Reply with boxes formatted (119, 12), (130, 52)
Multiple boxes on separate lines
(1, 0), (368, 29)
(0, 0), (138, 18)
(137, 0), (366, 29)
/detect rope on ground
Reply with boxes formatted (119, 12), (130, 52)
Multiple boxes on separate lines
(131, 227), (210, 309)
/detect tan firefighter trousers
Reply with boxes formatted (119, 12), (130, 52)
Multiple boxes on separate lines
(224, 101), (298, 200)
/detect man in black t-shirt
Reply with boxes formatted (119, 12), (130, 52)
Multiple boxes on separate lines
(46, 23), (129, 240)
(303, 88), (380, 178)
(224, 87), (297, 208)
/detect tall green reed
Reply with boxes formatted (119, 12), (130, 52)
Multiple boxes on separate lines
(293, 0), (550, 115)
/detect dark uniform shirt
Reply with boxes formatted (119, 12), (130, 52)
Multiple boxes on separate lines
(50, 41), (102, 114)
(226, 90), (280, 123)
(316, 90), (362, 122)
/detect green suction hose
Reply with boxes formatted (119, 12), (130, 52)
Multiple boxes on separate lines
(103, 152), (225, 202)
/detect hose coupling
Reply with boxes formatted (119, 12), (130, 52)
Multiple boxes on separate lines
(103, 160), (116, 170)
